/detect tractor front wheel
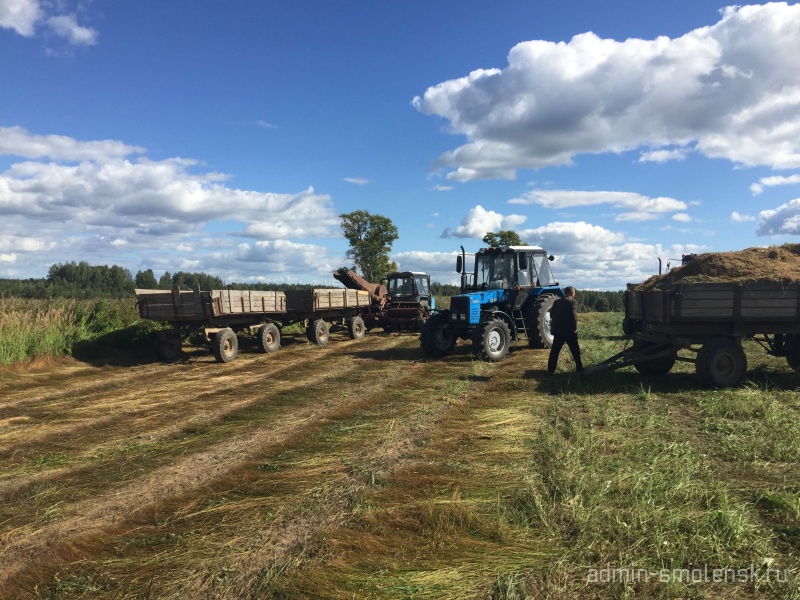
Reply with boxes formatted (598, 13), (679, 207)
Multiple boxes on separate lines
(420, 312), (456, 357)
(472, 318), (511, 362)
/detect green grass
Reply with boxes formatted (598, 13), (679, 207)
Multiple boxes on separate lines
(0, 297), (158, 366)
(6, 309), (800, 599)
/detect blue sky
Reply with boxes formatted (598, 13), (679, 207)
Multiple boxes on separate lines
(2, 1), (800, 290)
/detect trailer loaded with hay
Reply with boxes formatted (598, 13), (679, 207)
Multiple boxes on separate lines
(584, 245), (800, 387)
(135, 285), (372, 362)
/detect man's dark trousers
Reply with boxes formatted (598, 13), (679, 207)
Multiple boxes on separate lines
(548, 334), (583, 374)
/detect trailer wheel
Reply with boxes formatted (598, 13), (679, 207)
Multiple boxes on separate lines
(347, 316), (366, 340)
(525, 294), (557, 349)
(420, 312), (456, 357)
(784, 334), (800, 371)
(155, 329), (182, 361)
(632, 343), (676, 376)
(213, 328), (238, 363)
(257, 323), (281, 353)
(306, 319), (330, 346)
(472, 318), (511, 362)
(696, 337), (747, 388)
(622, 318), (642, 337)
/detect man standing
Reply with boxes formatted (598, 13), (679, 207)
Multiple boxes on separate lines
(547, 286), (583, 374)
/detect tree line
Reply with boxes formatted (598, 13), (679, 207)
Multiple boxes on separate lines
(0, 260), (624, 312)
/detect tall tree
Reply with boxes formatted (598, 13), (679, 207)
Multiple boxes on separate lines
(135, 269), (158, 289)
(482, 230), (525, 247)
(339, 210), (399, 282)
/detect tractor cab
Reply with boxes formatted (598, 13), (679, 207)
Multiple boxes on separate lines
(458, 246), (557, 294)
(381, 271), (435, 331)
(386, 271), (432, 304)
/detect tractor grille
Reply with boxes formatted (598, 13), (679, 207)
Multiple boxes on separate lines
(450, 296), (471, 323)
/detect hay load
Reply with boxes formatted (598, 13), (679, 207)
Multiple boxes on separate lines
(635, 244), (800, 291)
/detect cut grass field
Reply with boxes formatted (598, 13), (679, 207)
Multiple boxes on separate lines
(0, 312), (799, 598)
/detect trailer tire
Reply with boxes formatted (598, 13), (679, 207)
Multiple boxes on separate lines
(785, 334), (800, 371)
(155, 329), (182, 361)
(622, 318), (642, 337)
(257, 323), (281, 353)
(472, 318), (511, 362)
(420, 312), (456, 357)
(632, 342), (676, 376)
(697, 337), (747, 388)
(213, 328), (238, 363)
(347, 316), (366, 340)
(525, 294), (557, 349)
(307, 319), (330, 346)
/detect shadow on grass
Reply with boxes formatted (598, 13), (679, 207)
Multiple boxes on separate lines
(523, 367), (800, 395)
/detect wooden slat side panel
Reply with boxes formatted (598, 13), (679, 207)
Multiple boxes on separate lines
(135, 289), (210, 320)
(209, 290), (287, 315)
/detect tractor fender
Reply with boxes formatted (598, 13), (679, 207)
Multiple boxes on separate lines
(481, 309), (516, 337)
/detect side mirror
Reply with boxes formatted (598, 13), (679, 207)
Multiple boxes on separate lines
(548, 255), (555, 261)
(518, 253), (527, 269)
(456, 255), (463, 273)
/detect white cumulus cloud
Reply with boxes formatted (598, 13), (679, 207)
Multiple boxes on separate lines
(750, 173), (800, 195)
(0, 0), (40, 36)
(0, 0), (97, 45)
(510, 189), (687, 221)
(757, 198), (800, 235)
(442, 205), (527, 239)
(0, 127), (343, 281)
(414, 3), (800, 180)
(731, 211), (756, 222)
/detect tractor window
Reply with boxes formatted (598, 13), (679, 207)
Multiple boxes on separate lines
(532, 254), (556, 286)
(414, 275), (430, 297)
(388, 276), (414, 297)
(475, 254), (515, 290)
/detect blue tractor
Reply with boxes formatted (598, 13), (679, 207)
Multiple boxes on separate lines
(420, 245), (564, 361)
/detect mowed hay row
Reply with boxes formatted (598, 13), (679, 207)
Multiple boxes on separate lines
(0, 334), (429, 594)
(248, 353), (561, 599)
(6, 338), (538, 599)
(0, 334), (396, 471)
(0, 332), (406, 520)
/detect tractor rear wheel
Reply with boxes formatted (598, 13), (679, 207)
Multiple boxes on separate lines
(525, 294), (557, 349)
(696, 337), (747, 388)
(306, 319), (330, 346)
(420, 312), (456, 357)
(213, 328), (238, 363)
(257, 323), (281, 353)
(472, 318), (511, 362)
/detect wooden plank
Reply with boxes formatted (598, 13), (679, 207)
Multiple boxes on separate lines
(740, 307), (800, 318)
(679, 309), (735, 318)
(680, 299), (735, 310)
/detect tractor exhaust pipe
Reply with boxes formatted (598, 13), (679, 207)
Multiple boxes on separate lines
(459, 245), (467, 293)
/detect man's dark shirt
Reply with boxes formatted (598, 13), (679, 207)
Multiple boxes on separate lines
(550, 296), (578, 337)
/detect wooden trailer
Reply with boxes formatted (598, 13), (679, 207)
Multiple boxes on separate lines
(135, 285), (372, 363)
(585, 281), (800, 387)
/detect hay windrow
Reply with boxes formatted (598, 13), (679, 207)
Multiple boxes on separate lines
(635, 244), (800, 290)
